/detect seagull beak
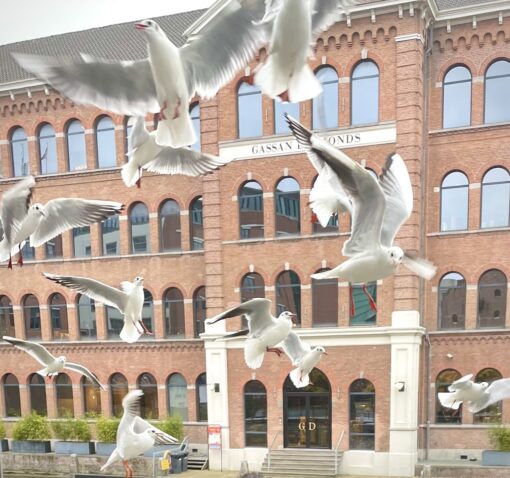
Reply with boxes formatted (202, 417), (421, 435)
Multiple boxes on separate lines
(289, 313), (297, 325)
(323, 352), (328, 355)
(135, 23), (147, 30)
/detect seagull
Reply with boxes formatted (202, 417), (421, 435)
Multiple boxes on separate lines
(44, 273), (149, 343)
(254, 0), (354, 102)
(281, 331), (327, 388)
(122, 117), (230, 188)
(2, 335), (105, 389)
(100, 389), (179, 478)
(206, 298), (295, 369)
(285, 114), (437, 313)
(13, 2), (268, 148)
(438, 373), (510, 414)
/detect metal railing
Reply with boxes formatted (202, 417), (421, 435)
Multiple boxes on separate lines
(267, 430), (282, 470)
(334, 429), (345, 475)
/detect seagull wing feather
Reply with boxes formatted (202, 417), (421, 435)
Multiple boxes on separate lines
(2, 335), (55, 366)
(1, 176), (35, 244)
(281, 331), (310, 365)
(65, 362), (105, 391)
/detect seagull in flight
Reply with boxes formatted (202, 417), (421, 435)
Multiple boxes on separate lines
(2, 335), (105, 389)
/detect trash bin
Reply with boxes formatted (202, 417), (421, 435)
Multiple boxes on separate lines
(170, 437), (189, 474)
(170, 453), (183, 474)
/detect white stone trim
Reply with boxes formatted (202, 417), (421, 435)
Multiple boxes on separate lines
(395, 33), (424, 43)
(181, 210), (190, 216)
(469, 182), (481, 189)
(427, 226), (510, 237)
(339, 76), (350, 84)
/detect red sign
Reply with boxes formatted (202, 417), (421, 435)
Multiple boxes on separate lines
(208, 425), (221, 449)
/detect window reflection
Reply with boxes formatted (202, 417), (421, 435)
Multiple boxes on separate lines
(474, 368), (503, 423)
(190, 197), (204, 250)
(238, 82), (262, 138)
(274, 100), (299, 134)
(349, 283), (376, 326)
(485, 60), (510, 124)
(275, 177), (300, 236)
(102, 215), (120, 255)
(440, 171), (469, 231)
(478, 270), (507, 329)
(96, 116), (117, 168)
(130, 203), (150, 253)
(439, 272), (466, 329)
(244, 381), (267, 447)
(349, 379), (375, 450)
(436, 369), (462, 423)
(168, 373), (188, 421)
(160, 200), (181, 251)
(351, 61), (379, 126)
(481, 167), (510, 228)
(190, 103), (200, 151)
(275, 270), (301, 325)
(313, 66), (339, 129)
(443, 66), (471, 128)
(0, 295), (15, 337)
(11, 127), (29, 177)
(67, 120), (87, 171)
(239, 181), (264, 239)
(38, 123), (58, 174)
(77, 294), (96, 339)
(312, 270), (338, 327)
(73, 226), (91, 257)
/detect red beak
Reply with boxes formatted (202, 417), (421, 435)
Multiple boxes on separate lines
(135, 23), (147, 30)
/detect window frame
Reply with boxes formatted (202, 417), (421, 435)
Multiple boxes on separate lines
(440, 170), (469, 232)
(480, 166), (510, 229)
(351, 60), (380, 126)
(442, 65), (472, 129)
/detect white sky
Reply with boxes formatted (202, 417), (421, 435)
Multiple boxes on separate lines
(0, 0), (216, 46)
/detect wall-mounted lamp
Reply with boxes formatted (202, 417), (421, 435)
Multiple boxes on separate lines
(213, 383), (220, 393)
(446, 353), (454, 359)
(394, 381), (405, 392)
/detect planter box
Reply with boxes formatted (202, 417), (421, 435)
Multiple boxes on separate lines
(11, 440), (51, 453)
(143, 443), (178, 457)
(482, 450), (510, 466)
(95, 442), (116, 456)
(55, 441), (95, 455)
(1, 439), (8, 452)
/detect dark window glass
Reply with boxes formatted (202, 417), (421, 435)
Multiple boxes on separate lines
(239, 181), (264, 239)
(20, 242), (35, 261)
(38, 123), (58, 174)
(73, 226), (91, 257)
(96, 116), (117, 168)
(275, 270), (301, 325)
(3, 374), (21, 417)
(82, 376), (101, 415)
(481, 167), (510, 229)
(138, 373), (158, 419)
(349, 379), (375, 449)
(50, 293), (69, 340)
(478, 269), (507, 329)
(106, 305), (123, 339)
(190, 103), (200, 151)
(45, 234), (63, 259)
(193, 286), (206, 338)
(439, 272), (466, 329)
(67, 120), (87, 171)
(443, 66), (471, 128)
(109, 373), (128, 417)
(23, 295), (41, 340)
(350, 282), (377, 326)
(312, 270), (338, 327)
(196, 373), (208, 421)
(238, 82), (262, 138)
(474, 368), (503, 424)
(0, 295), (15, 337)
(311, 175), (339, 233)
(351, 61), (379, 126)
(142, 289), (154, 337)
(244, 380), (267, 447)
(102, 215), (120, 255)
(11, 127), (29, 177)
(440, 171), (469, 231)
(485, 60), (510, 124)
(164, 288), (185, 337)
(29, 373), (47, 416)
(168, 373), (188, 421)
(275, 100), (299, 134)
(56, 373), (74, 417)
(436, 369), (462, 423)
(275, 177), (300, 236)
(313, 66), (339, 130)
(77, 294), (96, 339)
(160, 200), (181, 251)
(190, 197), (204, 250)
(130, 203), (150, 253)
(240, 273), (265, 328)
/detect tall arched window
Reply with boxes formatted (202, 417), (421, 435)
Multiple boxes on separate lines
(77, 294), (96, 338)
(190, 197), (204, 250)
(190, 103), (201, 151)
(101, 214), (120, 255)
(130, 202), (150, 253)
(238, 81), (262, 138)
(440, 171), (469, 231)
(96, 116), (117, 168)
(436, 369), (462, 423)
(239, 181), (264, 239)
(45, 234), (63, 259)
(244, 380), (267, 447)
(439, 272), (466, 329)
(474, 368), (503, 424)
(312, 270), (338, 327)
(350, 282), (377, 326)
(110, 373), (128, 417)
(167, 373), (188, 420)
(351, 61), (379, 126)
(313, 66), (339, 130)
(311, 175), (339, 234)
(443, 66), (471, 128)
(50, 293), (69, 340)
(196, 373), (208, 421)
(29, 373), (47, 416)
(275, 177), (300, 236)
(20, 242), (35, 262)
(481, 167), (510, 229)
(193, 286), (206, 338)
(73, 226), (91, 257)
(22, 294), (41, 340)
(160, 199), (181, 251)
(106, 305), (123, 339)
(141, 289), (154, 336)
(38, 123), (58, 174)
(82, 376), (101, 415)
(0, 295), (15, 337)
(478, 269), (507, 329)
(66, 120), (87, 171)
(56, 373), (74, 417)
(164, 288), (185, 337)
(485, 60), (510, 124)
(124, 116), (136, 154)
(11, 127), (29, 177)
(274, 100), (299, 134)
(137, 373), (158, 419)
(241, 273), (265, 302)
(349, 379), (375, 450)
(3, 374), (21, 417)
(275, 270), (301, 325)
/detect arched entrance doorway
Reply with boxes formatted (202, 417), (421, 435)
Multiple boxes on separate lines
(283, 368), (331, 448)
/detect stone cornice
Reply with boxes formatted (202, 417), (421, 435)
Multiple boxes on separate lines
(428, 329), (510, 345)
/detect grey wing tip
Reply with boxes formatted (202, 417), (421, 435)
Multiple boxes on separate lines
(284, 114), (312, 150)
(379, 152), (397, 180)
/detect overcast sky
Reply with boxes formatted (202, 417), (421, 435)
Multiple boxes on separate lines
(0, 0), (216, 45)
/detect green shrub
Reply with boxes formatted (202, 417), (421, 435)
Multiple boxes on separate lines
(52, 417), (91, 441)
(0, 420), (5, 440)
(489, 425), (510, 451)
(156, 415), (184, 441)
(96, 416), (120, 443)
(12, 413), (51, 441)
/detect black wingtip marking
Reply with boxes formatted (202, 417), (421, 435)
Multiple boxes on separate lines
(284, 113), (312, 150)
(379, 152), (396, 181)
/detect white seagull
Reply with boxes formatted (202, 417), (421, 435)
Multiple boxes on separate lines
(281, 331), (327, 388)
(2, 335), (105, 389)
(100, 389), (179, 478)
(206, 298), (295, 369)
(254, 0), (354, 102)
(44, 273), (149, 343)
(438, 373), (510, 414)
(285, 114), (437, 311)
(122, 117), (230, 188)
(13, 3), (268, 148)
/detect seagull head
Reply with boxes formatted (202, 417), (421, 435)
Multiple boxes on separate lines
(134, 19), (162, 36)
(57, 355), (66, 364)
(279, 310), (296, 325)
(29, 203), (45, 217)
(314, 346), (327, 356)
(134, 276), (144, 286)
(388, 246), (404, 266)
(480, 382), (489, 389)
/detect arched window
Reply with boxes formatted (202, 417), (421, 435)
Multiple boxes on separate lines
(11, 127), (29, 177)
(96, 116), (117, 168)
(167, 373), (188, 420)
(275, 270), (301, 325)
(275, 177), (300, 236)
(0, 295), (15, 337)
(478, 269), (507, 329)
(443, 66), (472, 128)
(349, 379), (375, 450)
(190, 197), (204, 250)
(351, 61), (379, 126)
(350, 282), (377, 326)
(312, 269), (338, 327)
(21, 242), (35, 262)
(130, 202), (150, 253)
(485, 60), (510, 124)
(241, 273), (265, 302)
(56, 373), (74, 417)
(109, 373), (128, 417)
(313, 66), (339, 130)
(22, 294), (41, 340)
(142, 289), (154, 336)
(244, 380), (267, 447)
(311, 175), (339, 234)
(101, 214), (120, 255)
(438, 272), (466, 329)
(238, 81), (262, 138)
(239, 181), (264, 239)
(82, 376), (101, 415)
(137, 373), (158, 419)
(474, 368), (503, 424)
(190, 103), (201, 151)
(45, 234), (63, 259)
(38, 123), (58, 174)
(196, 373), (208, 421)
(481, 167), (510, 229)
(274, 100), (299, 134)
(50, 293), (69, 340)
(436, 369), (462, 423)
(66, 119), (87, 171)
(164, 288), (185, 337)
(124, 116), (136, 154)
(73, 226), (91, 257)
(3, 374), (21, 417)
(440, 171), (469, 231)
(29, 373), (47, 416)
(193, 286), (206, 338)
(77, 294), (96, 338)
(106, 305), (123, 339)
(159, 199), (181, 251)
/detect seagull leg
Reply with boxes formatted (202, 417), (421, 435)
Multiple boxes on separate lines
(350, 288), (356, 317)
(172, 98), (181, 120)
(122, 460), (130, 478)
(311, 213), (318, 224)
(361, 284), (377, 311)
(158, 100), (168, 121)
(266, 347), (283, 357)
(140, 320), (153, 336)
(278, 90), (290, 103)
(7, 254), (12, 270)
(135, 167), (142, 189)
(16, 244), (23, 267)
(244, 73), (255, 85)
(133, 319), (144, 335)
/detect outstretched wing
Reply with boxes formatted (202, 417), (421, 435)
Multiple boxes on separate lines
(312, 0), (356, 33)
(65, 362), (105, 391)
(2, 335), (55, 366)
(281, 331), (310, 365)
(470, 378), (510, 413)
(133, 416), (180, 445)
(448, 373), (474, 392)
(1, 175), (35, 244)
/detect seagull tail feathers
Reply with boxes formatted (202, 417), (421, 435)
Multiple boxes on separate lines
(289, 367), (310, 389)
(36, 367), (49, 377)
(438, 392), (461, 410)
(121, 159), (141, 188)
(244, 338), (265, 369)
(155, 107), (196, 149)
(119, 320), (142, 344)
(100, 448), (121, 472)
(288, 63), (322, 103)
(311, 267), (341, 280)
(254, 55), (289, 100)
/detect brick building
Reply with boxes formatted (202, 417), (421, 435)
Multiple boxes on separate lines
(0, 0), (509, 476)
